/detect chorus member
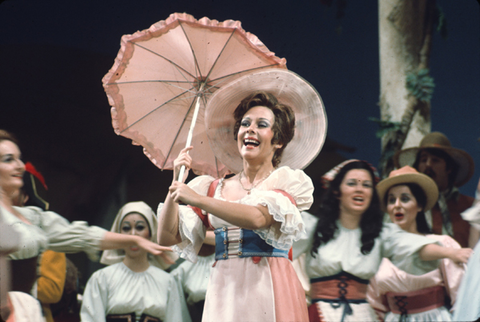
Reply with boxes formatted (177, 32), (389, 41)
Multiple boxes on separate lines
(293, 160), (471, 322)
(0, 130), (170, 296)
(368, 166), (469, 321)
(81, 202), (189, 322)
(394, 132), (478, 247)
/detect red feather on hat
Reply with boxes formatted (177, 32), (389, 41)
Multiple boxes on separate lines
(24, 162), (48, 190)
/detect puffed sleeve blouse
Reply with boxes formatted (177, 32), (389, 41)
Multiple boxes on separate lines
(367, 234), (464, 320)
(159, 166), (313, 263)
(2, 205), (106, 260)
(296, 222), (439, 280)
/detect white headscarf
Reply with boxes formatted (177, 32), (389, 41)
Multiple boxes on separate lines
(100, 201), (177, 269)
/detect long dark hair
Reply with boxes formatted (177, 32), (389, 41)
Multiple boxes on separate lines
(311, 161), (383, 256)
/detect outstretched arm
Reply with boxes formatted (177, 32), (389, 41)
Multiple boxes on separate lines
(100, 231), (171, 256)
(419, 243), (472, 264)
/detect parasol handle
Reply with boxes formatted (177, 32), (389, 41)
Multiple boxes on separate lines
(177, 85), (204, 182)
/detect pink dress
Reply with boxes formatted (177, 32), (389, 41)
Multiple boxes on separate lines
(367, 234), (465, 321)
(160, 166), (313, 322)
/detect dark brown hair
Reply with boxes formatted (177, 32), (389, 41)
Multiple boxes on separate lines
(385, 183), (431, 234)
(233, 91), (295, 167)
(311, 161), (383, 256)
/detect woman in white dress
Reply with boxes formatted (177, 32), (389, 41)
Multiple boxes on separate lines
(158, 69), (326, 322)
(293, 160), (471, 322)
(0, 130), (170, 295)
(367, 165), (468, 321)
(81, 201), (190, 322)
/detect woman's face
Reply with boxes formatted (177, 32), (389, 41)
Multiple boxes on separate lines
(120, 213), (151, 256)
(338, 169), (373, 217)
(0, 140), (25, 194)
(237, 106), (280, 164)
(386, 185), (422, 233)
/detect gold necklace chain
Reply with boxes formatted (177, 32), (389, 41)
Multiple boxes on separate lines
(238, 169), (273, 194)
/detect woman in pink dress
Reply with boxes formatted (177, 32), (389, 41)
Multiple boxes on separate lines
(157, 69), (326, 322)
(367, 166), (469, 321)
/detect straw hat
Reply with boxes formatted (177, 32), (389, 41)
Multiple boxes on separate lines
(377, 166), (439, 211)
(205, 69), (327, 173)
(393, 132), (474, 187)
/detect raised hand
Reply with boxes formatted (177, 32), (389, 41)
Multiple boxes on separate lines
(169, 180), (199, 207)
(173, 146), (193, 183)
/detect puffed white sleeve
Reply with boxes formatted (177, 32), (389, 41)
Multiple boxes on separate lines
(19, 206), (107, 261)
(80, 270), (108, 322)
(292, 211), (318, 259)
(157, 175), (215, 263)
(380, 223), (440, 275)
(245, 167), (314, 250)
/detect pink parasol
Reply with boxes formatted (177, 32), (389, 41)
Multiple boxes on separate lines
(102, 12), (286, 178)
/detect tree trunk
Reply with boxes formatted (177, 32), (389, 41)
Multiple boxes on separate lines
(378, 0), (436, 176)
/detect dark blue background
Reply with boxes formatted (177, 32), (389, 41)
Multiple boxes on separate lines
(1, 0), (479, 194)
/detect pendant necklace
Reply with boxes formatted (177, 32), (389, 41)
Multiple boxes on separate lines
(238, 169), (273, 194)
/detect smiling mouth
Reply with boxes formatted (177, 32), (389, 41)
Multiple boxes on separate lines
(243, 138), (259, 147)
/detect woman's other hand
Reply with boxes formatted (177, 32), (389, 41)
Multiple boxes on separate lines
(169, 181), (199, 207)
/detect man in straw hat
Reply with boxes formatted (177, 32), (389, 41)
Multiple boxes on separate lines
(394, 131), (478, 247)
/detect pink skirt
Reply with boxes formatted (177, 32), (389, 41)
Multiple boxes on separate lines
(202, 257), (308, 322)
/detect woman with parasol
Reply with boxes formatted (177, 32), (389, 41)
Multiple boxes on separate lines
(157, 69), (326, 321)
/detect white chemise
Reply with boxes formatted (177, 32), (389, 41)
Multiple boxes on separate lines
(1, 205), (106, 260)
(80, 262), (191, 322)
